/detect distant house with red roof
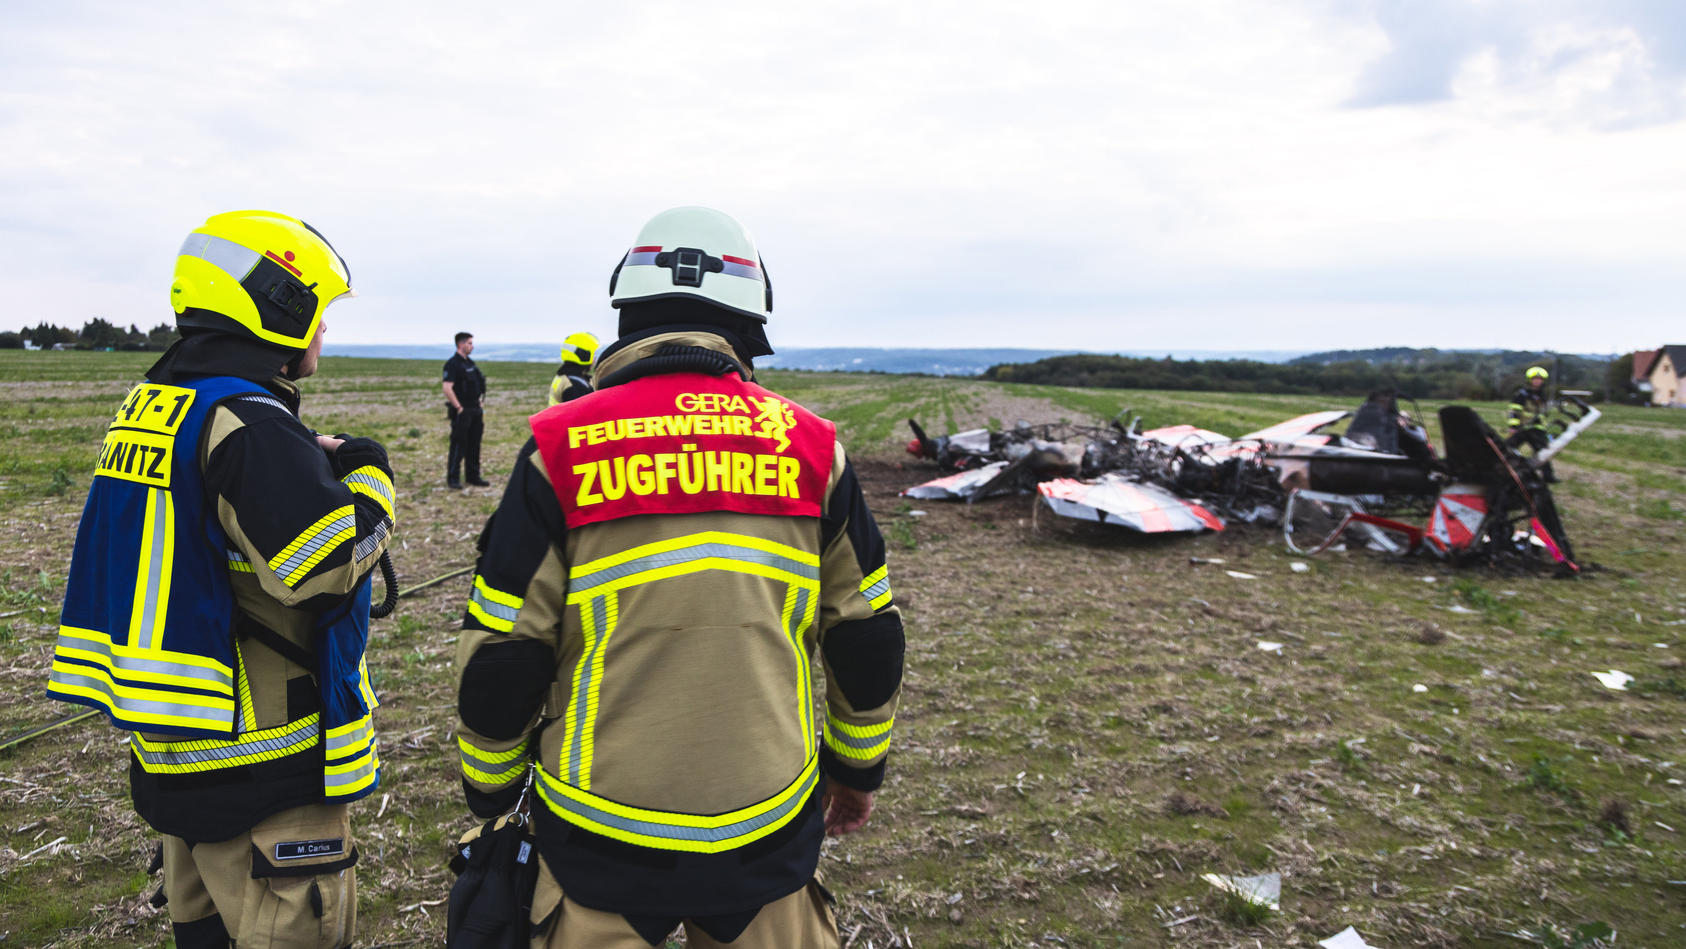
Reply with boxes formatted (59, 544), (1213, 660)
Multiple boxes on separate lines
(1631, 349), (1659, 402)
(1649, 346), (1686, 407)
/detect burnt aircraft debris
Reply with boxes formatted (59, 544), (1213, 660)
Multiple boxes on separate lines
(902, 390), (1599, 572)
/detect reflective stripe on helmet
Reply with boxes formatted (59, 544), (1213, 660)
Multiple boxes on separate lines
(178, 233), (261, 282)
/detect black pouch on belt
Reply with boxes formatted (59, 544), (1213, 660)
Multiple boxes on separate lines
(447, 779), (539, 949)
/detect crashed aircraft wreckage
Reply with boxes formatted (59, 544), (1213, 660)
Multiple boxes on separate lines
(903, 391), (1599, 571)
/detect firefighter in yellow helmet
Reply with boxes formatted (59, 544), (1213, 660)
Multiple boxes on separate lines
(48, 211), (396, 948)
(1506, 366), (1551, 450)
(548, 331), (599, 405)
(453, 207), (903, 947)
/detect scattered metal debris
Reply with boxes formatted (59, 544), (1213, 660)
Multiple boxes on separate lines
(903, 390), (1597, 576)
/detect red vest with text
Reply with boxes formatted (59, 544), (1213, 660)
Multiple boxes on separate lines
(531, 372), (836, 527)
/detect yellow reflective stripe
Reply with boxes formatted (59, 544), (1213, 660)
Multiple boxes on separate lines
(465, 600), (514, 633)
(825, 714), (893, 761)
(535, 753), (819, 854)
(324, 745), (380, 797)
(562, 592), (619, 789)
(46, 659), (234, 710)
(356, 653), (378, 711)
(473, 575), (523, 608)
(342, 466), (396, 520)
(129, 487), (176, 651)
(131, 713), (320, 773)
(565, 554), (817, 606)
(566, 531), (820, 603)
(467, 575), (522, 632)
(460, 736), (530, 763)
(47, 664), (236, 732)
(572, 530), (816, 577)
(326, 713), (376, 760)
(268, 505), (356, 586)
(234, 639), (255, 731)
(52, 626), (234, 692)
(323, 717), (381, 796)
(782, 583), (816, 759)
(459, 736), (531, 785)
(859, 563), (892, 611)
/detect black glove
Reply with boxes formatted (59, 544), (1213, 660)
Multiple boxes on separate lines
(328, 435), (390, 478)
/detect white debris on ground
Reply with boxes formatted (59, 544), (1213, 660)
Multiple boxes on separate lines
(1591, 670), (1634, 691)
(1225, 570), (1258, 579)
(1257, 641), (1284, 653)
(1320, 926), (1381, 948)
(1413, 684), (1428, 693)
(1290, 561), (1310, 573)
(1200, 871), (1281, 910)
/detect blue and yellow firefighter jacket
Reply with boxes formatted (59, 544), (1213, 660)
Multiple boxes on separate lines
(454, 331), (905, 918)
(49, 373), (395, 841)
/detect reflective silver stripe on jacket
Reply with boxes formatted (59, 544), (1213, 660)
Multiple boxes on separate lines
(133, 488), (170, 651)
(52, 629), (233, 692)
(537, 763), (819, 846)
(352, 518), (391, 563)
(568, 542), (819, 595)
(324, 753), (379, 790)
(132, 719), (321, 768)
(46, 668), (233, 726)
(468, 584), (519, 624)
(273, 512), (357, 581)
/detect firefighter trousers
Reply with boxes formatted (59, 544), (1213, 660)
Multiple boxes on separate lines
(163, 803), (358, 949)
(527, 855), (840, 948)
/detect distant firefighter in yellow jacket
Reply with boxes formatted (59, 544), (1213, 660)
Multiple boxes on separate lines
(549, 331), (599, 405)
(455, 207), (904, 948)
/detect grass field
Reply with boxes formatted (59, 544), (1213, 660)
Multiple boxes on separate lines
(2, 350), (1683, 947)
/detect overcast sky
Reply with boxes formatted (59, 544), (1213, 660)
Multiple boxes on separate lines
(3, 1), (1681, 356)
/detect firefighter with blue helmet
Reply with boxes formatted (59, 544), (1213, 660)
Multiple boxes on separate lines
(454, 207), (904, 947)
(48, 211), (396, 948)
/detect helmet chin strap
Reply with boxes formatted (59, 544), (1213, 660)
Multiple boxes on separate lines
(283, 350), (306, 379)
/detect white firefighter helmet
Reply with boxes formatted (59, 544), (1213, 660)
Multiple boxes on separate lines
(608, 207), (771, 323)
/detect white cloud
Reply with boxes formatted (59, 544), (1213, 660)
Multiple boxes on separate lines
(0, 1), (1681, 356)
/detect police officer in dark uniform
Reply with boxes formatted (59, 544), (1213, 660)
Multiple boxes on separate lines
(443, 332), (488, 488)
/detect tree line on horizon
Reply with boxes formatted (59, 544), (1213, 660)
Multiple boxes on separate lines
(981, 348), (1623, 401)
(0, 320), (178, 352)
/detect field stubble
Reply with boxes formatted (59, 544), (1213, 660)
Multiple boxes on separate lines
(0, 352), (1683, 947)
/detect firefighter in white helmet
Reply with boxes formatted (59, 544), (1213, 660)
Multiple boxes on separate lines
(454, 207), (903, 947)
